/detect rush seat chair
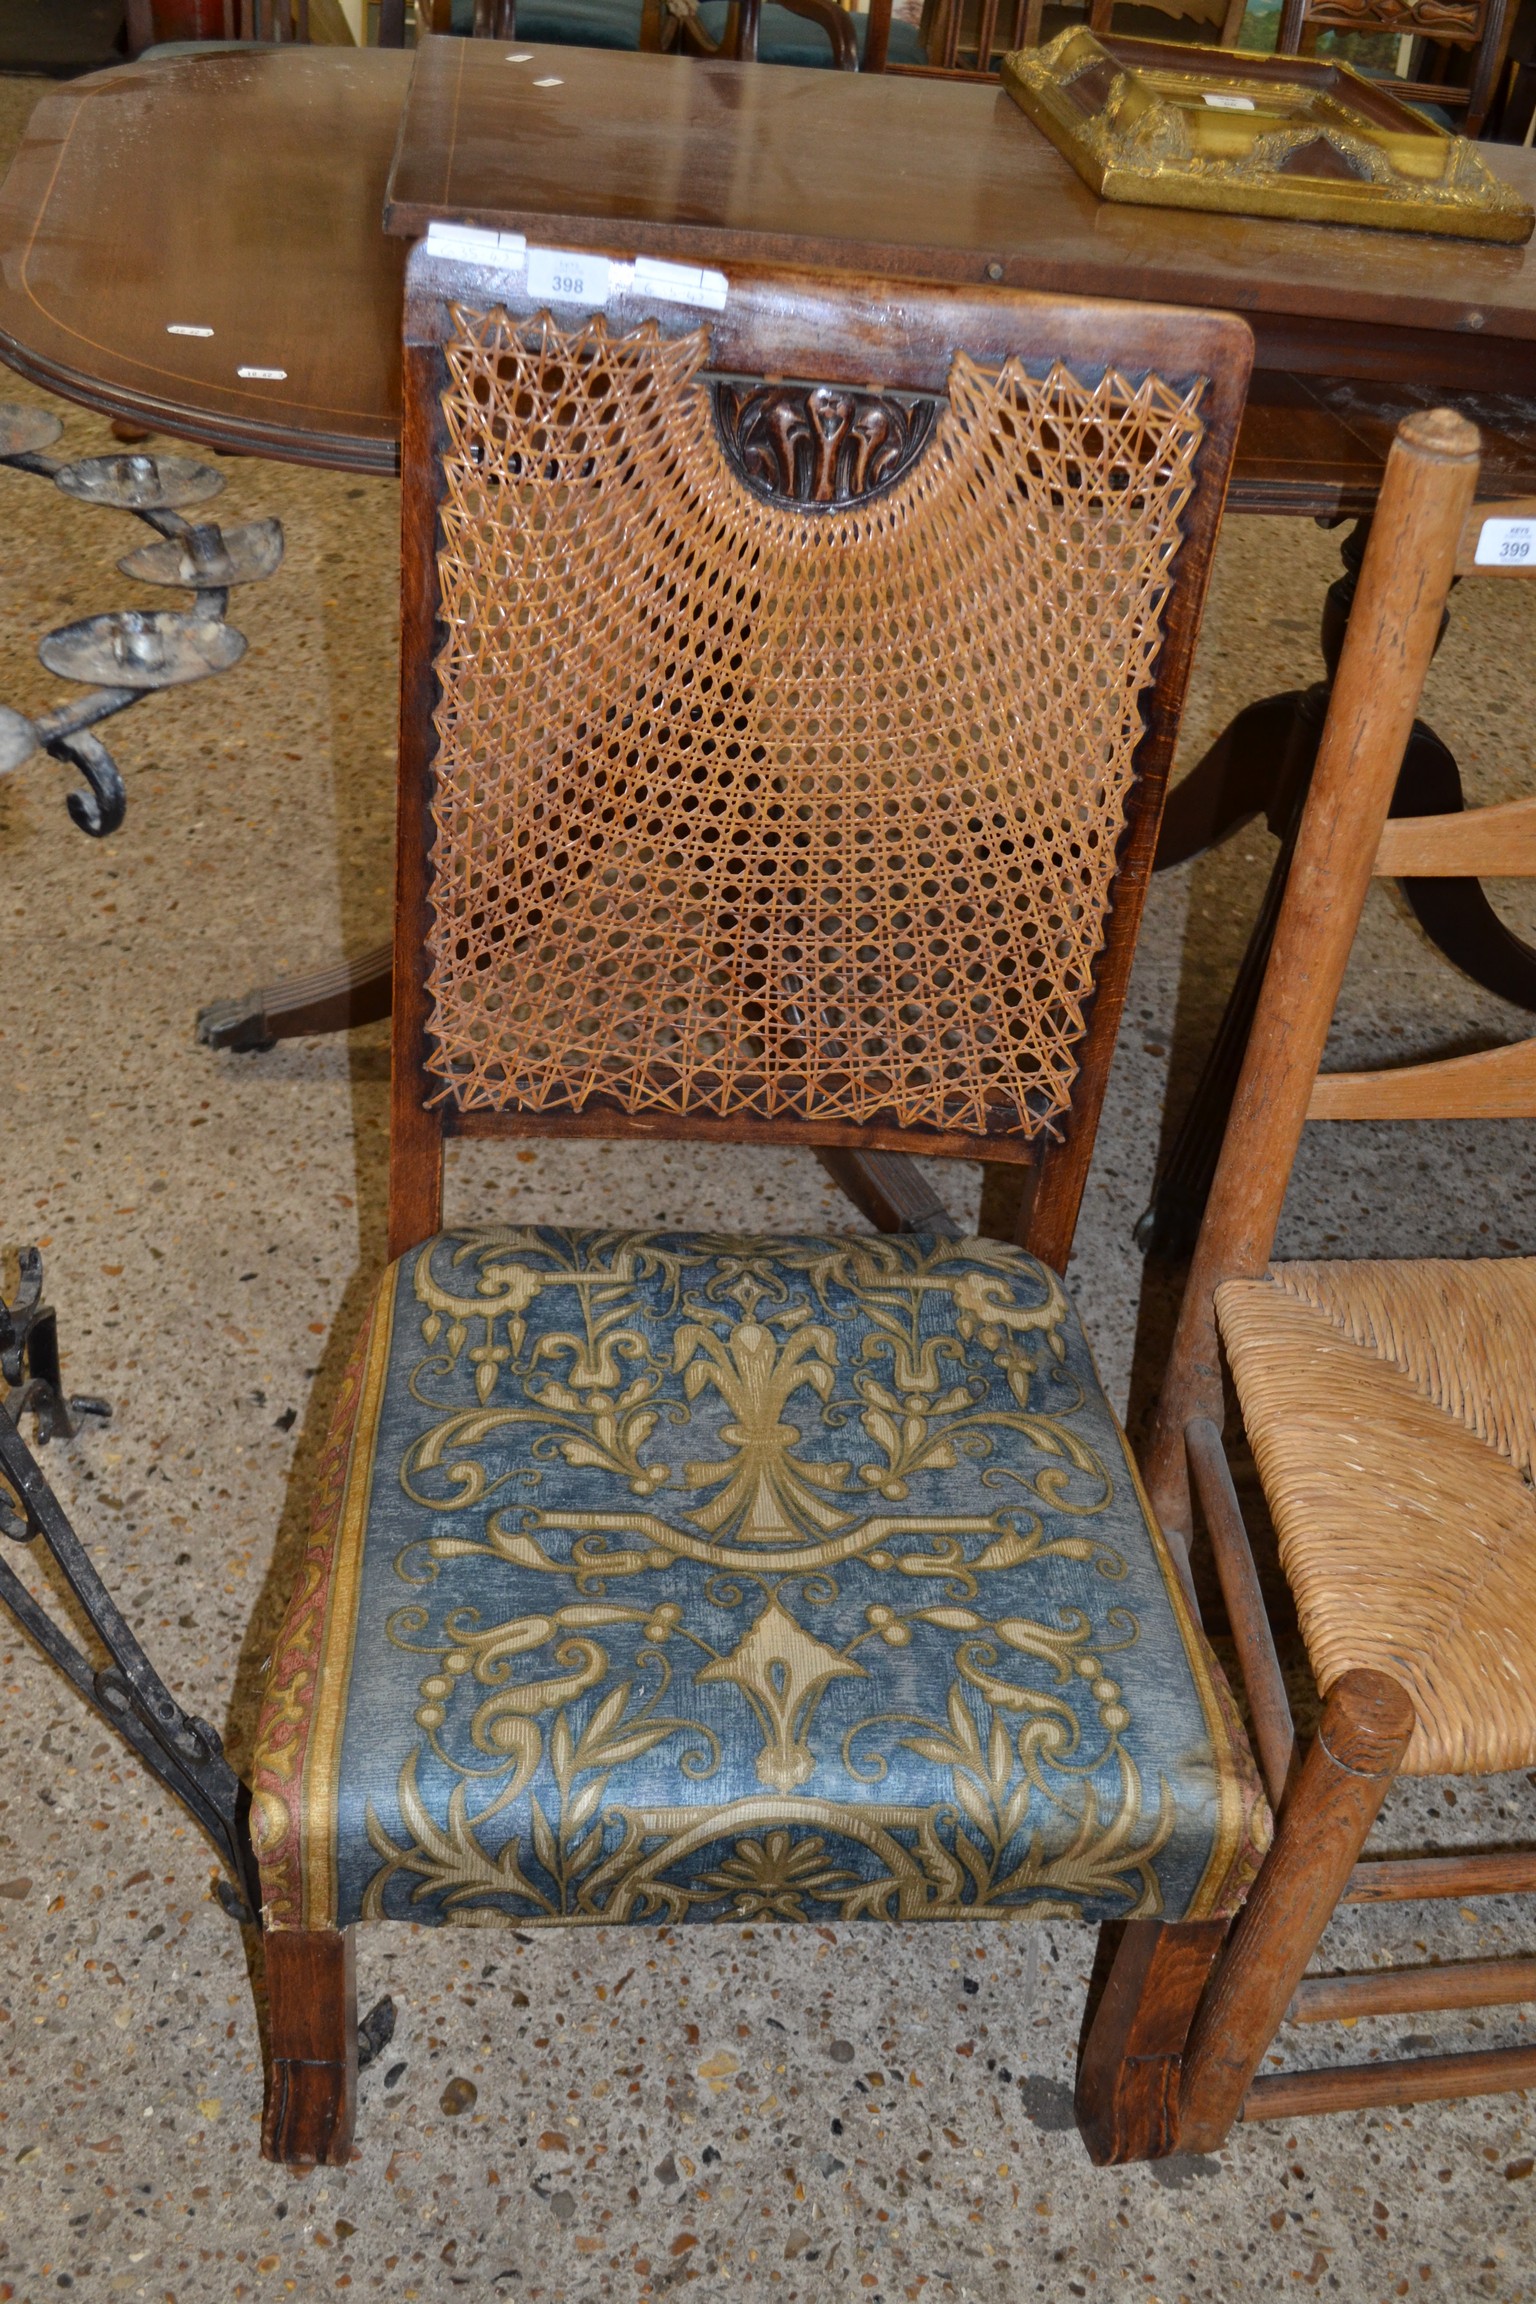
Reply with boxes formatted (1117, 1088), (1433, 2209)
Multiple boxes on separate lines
(1147, 407), (1536, 2140)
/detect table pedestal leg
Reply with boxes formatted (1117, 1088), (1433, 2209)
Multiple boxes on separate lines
(1136, 685), (1327, 1258)
(196, 942), (394, 1053)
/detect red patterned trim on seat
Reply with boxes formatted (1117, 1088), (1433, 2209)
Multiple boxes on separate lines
(1119, 1439), (1272, 1921)
(1193, 1645), (1274, 1919)
(250, 1282), (391, 1931)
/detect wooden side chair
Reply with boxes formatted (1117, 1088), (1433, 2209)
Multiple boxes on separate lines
(126, 0), (402, 50)
(236, 250), (1263, 2167)
(460, 0), (920, 71)
(1146, 408), (1536, 2140)
(913, 0), (1243, 83)
(1273, 0), (1515, 136)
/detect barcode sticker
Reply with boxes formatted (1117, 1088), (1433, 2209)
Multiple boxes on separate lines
(1475, 516), (1536, 568)
(527, 247), (612, 306)
(425, 221), (528, 269)
(1203, 91), (1255, 109)
(632, 255), (729, 312)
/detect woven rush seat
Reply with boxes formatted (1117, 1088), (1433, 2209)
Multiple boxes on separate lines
(1217, 1258), (1536, 1778)
(252, 1227), (1266, 1932)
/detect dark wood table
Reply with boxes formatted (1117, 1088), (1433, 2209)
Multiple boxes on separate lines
(5, 41), (1536, 504)
(0, 46), (409, 471)
(389, 33), (1536, 397)
(4, 37), (1535, 1240)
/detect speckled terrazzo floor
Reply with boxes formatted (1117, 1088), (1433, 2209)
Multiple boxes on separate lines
(5, 63), (1536, 2304)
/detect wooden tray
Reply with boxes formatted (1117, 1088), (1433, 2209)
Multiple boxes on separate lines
(1002, 30), (1534, 243)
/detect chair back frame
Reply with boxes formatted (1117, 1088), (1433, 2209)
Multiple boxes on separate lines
(1145, 406), (1480, 1543)
(1276, 0), (1515, 136)
(917, 0), (1245, 80)
(389, 253), (1251, 1267)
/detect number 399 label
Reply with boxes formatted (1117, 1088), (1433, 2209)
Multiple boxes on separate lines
(526, 247), (611, 307)
(1475, 516), (1536, 567)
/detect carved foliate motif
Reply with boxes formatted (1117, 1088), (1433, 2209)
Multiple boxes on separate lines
(1301, 0), (1482, 30)
(711, 379), (938, 507)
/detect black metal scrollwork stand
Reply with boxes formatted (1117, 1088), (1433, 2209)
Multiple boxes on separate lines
(0, 1251), (261, 1925)
(0, 1253), (399, 2063)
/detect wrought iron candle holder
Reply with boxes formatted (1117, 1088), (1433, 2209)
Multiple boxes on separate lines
(1, 1243), (406, 2085)
(0, 404), (284, 836)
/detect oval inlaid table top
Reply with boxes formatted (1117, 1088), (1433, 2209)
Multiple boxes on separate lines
(1, 39), (1535, 507)
(0, 46), (411, 473)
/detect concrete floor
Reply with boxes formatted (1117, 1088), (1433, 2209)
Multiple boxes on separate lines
(5, 63), (1536, 2304)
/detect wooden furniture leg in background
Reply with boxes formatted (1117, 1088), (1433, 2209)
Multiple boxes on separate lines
(262, 1928), (358, 2169)
(196, 944), (394, 1052)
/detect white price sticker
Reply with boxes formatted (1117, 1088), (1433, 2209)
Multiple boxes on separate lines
(1475, 516), (1536, 568)
(1203, 91), (1255, 109)
(527, 246), (612, 307)
(632, 255), (729, 312)
(424, 222), (528, 270)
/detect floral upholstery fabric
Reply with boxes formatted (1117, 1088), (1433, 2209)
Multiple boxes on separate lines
(252, 1230), (1268, 1932)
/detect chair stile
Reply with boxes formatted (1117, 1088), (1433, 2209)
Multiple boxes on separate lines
(1148, 406), (1536, 2142)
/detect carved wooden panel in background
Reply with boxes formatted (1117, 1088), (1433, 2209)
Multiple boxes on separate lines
(1299, 0), (1482, 34)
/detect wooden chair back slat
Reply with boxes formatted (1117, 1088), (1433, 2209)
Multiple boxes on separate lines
(1305, 1037), (1536, 1121)
(1373, 791), (1536, 875)
(1275, 0), (1515, 135)
(1145, 407), (1481, 1534)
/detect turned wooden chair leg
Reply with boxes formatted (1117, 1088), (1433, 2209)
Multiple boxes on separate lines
(1178, 1669), (1415, 2153)
(1075, 1917), (1229, 2162)
(262, 1928), (358, 2168)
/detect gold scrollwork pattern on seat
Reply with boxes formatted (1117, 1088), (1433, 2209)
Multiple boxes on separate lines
(251, 1231), (1268, 1932)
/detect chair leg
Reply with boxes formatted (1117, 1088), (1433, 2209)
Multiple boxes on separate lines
(1075, 1917), (1229, 2163)
(261, 1928), (358, 2168)
(1178, 1669), (1415, 2153)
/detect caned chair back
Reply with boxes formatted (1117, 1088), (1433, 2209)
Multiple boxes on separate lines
(391, 252), (1251, 1261)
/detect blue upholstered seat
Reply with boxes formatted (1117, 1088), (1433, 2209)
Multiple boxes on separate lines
(253, 1229), (1267, 1932)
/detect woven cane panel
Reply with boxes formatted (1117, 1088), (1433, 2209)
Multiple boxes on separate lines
(425, 307), (1206, 1135)
(1218, 1272), (1536, 1776)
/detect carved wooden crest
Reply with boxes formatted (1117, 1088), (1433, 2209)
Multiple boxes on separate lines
(711, 380), (938, 508)
(1302, 0), (1482, 30)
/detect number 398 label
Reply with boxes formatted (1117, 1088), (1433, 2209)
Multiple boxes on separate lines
(1475, 516), (1536, 567)
(526, 247), (611, 306)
